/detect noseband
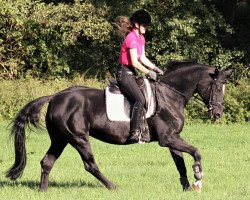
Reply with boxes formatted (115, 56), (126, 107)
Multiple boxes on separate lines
(194, 78), (225, 113)
(207, 79), (225, 112)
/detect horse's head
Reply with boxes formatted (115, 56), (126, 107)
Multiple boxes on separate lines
(160, 61), (233, 120)
(197, 68), (232, 120)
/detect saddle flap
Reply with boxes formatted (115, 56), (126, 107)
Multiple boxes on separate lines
(106, 78), (155, 121)
(105, 87), (130, 121)
(140, 78), (155, 118)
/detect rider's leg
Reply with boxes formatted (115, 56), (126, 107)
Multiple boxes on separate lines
(130, 101), (144, 142)
(117, 75), (145, 143)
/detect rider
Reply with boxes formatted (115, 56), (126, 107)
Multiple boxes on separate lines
(116, 9), (163, 143)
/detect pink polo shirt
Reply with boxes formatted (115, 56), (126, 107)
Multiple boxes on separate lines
(119, 30), (145, 66)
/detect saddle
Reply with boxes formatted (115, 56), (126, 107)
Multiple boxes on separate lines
(105, 77), (156, 122)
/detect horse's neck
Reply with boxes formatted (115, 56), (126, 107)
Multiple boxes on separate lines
(160, 68), (205, 103)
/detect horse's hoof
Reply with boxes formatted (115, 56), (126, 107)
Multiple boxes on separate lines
(192, 180), (202, 193)
(39, 188), (48, 192)
(183, 186), (192, 192)
(107, 184), (117, 190)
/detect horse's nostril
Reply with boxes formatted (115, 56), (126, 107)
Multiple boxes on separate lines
(215, 113), (221, 119)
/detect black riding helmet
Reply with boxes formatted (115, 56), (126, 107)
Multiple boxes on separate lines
(130, 9), (151, 26)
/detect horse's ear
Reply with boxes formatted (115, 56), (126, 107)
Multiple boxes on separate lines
(209, 67), (220, 79)
(214, 67), (220, 78)
(223, 68), (233, 77)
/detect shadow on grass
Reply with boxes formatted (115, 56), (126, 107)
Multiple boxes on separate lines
(0, 179), (103, 190)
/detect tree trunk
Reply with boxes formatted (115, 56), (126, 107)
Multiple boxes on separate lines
(216, 0), (238, 26)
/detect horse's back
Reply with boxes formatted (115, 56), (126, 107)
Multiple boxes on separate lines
(48, 86), (105, 115)
(45, 86), (130, 144)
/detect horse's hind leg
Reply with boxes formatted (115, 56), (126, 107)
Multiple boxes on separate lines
(40, 140), (67, 191)
(70, 137), (116, 190)
(169, 148), (191, 191)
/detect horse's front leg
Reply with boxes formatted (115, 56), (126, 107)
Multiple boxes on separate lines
(169, 148), (191, 191)
(159, 134), (203, 192)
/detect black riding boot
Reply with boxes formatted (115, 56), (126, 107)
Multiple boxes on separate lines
(130, 102), (144, 143)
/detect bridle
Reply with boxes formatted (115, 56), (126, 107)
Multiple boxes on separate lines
(158, 82), (188, 103)
(158, 76), (225, 112)
(193, 78), (225, 113)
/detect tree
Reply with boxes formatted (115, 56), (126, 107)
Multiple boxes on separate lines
(0, 0), (112, 78)
(0, 0), (249, 79)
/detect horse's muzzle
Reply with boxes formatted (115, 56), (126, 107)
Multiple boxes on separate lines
(208, 103), (223, 120)
(214, 113), (221, 119)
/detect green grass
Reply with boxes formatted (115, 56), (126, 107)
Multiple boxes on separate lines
(0, 121), (249, 200)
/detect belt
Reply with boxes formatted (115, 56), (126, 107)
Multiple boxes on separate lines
(120, 65), (137, 75)
(117, 65), (137, 79)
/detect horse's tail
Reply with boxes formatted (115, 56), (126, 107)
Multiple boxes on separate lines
(6, 95), (54, 180)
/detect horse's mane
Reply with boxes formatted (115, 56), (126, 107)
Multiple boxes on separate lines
(163, 60), (205, 74)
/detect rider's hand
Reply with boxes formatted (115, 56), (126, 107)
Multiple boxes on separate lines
(153, 67), (164, 75)
(147, 70), (157, 81)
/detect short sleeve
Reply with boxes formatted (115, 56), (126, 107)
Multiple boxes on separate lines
(125, 35), (138, 49)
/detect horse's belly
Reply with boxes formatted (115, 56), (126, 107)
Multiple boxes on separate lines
(90, 121), (130, 145)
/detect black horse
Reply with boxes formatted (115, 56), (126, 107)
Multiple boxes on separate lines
(6, 61), (232, 192)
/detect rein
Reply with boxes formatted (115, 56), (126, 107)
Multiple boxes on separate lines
(157, 77), (223, 112)
(158, 82), (188, 103)
(191, 95), (206, 107)
(118, 68), (224, 114)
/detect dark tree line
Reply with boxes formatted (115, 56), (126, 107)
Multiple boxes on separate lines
(0, 0), (249, 79)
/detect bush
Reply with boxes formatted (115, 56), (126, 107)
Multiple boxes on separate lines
(0, 78), (248, 123)
(222, 78), (250, 123)
(0, 0), (248, 124)
(1, 0), (248, 80)
(0, 77), (107, 121)
(143, 1), (245, 68)
(0, 0), (111, 78)
(184, 78), (249, 124)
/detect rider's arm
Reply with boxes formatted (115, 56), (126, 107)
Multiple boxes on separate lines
(129, 48), (150, 74)
(139, 48), (157, 70)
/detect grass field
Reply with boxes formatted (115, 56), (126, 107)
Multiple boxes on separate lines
(0, 121), (249, 200)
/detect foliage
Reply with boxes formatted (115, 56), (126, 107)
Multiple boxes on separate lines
(1, 0), (249, 79)
(0, 0), (111, 78)
(0, 0), (249, 123)
(222, 78), (250, 123)
(185, 78), (249, 124)
(0, 78), (248, 123)
(96, 0), (249, 79)
(0, 77), (107, 121)
(143, 1), (244, 68)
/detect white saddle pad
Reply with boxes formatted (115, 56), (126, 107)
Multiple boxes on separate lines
(105, 78), (155, 122)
